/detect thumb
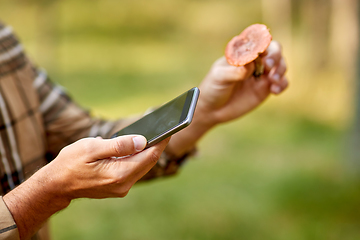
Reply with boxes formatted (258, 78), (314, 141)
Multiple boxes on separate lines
(213, 62), (255, 84)
(89, 135), (147, 160)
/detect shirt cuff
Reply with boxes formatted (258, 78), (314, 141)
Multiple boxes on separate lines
(0, 197), (19, 240)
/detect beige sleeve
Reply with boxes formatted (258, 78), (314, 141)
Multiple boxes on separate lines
(0, 197), (19, 240)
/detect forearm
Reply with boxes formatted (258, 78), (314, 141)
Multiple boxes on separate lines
(166, 101), (216, 158)
(3, 165), (70, 240)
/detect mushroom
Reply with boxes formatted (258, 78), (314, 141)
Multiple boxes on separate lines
(225, 24), (272, 77)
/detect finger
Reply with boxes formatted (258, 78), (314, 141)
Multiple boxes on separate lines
(107, 138), (170, 197)
(261, 41), (282, 73)
(268, 58), (287, 84)
(270, 76), (289, 95)
(133, 137), (170, 175)
(261, 40), (282, 56)
(83, 135), (147, 161)
(213, 56), (229, 67)
(133, 137), (170, 166)
(117, 137), (170, 181)
(212, 63), (255, 83)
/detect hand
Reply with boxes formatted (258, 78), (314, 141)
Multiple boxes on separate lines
(196, 40), (288, 126)
(49, 135), (169, 199)
(166, 41), (287, 157)
(4, 135), (169, 239)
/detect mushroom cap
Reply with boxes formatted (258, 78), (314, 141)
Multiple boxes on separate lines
(225, 24), (272, 66)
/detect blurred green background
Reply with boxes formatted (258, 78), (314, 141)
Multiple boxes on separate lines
(1, 0), (360, 239)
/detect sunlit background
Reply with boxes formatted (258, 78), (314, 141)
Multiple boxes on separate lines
(1, 0), (360, 239)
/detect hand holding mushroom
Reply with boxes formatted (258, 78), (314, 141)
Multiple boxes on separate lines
(166, 24), (288, 158)
(195, 24), (288, 127)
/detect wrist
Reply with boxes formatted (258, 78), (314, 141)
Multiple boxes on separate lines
(166, 104), (217, 158)
(3, 164), (70, 239)
(5, 163), (72, 213)
(31, 162), (72, 208)
(193, 101), (219, 130)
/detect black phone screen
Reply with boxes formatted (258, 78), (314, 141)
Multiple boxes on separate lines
(115, 90), (191, 142)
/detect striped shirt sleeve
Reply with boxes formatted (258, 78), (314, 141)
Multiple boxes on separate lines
(0, 197), (19, 240)
(33, 68), (119, 159)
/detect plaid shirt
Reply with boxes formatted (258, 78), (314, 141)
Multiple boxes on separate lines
(0, 21), (191, 240)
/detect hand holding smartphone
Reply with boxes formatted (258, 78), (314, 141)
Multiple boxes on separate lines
(111, 87), (200, 148)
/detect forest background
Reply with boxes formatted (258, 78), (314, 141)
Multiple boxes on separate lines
(1, 0), (360, 239)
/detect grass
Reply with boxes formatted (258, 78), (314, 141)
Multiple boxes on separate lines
(49, 107), (360, 240)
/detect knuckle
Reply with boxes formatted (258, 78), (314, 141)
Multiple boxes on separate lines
(210, 67), (220, 78)
(59, 145), (70, 155)
(147, 150), (161, 164)
(78, 139), (95, 155)
(114, 174), (127, 185)
(272, 40), (281, 50)
(282, 79), (289, 89)
(115, 183), (132, 198)
(113, 139), (128, 155)
(213, 56), (225, 67)
(108, 170), (126, 184)
(280, 58), (287, 69)
(109, 175), (132, 198)
(118, 190), (129, 198)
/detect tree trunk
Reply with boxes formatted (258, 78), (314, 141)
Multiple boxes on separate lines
(330, 0), (358, 78)
(349, 0), (360, 171)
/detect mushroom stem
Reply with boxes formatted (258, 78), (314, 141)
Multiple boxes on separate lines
(253, 57), (264, 77)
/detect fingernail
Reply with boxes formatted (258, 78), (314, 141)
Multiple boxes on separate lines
(133, 136), (147, 152)
(271, 85), (281, 94)
(272, 73), (280, 82)
(265, 58), (274, 69)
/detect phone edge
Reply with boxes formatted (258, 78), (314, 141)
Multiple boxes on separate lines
(145, 87), (200, 148)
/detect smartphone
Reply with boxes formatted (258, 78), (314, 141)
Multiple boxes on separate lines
(111, 87), (200, 148)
